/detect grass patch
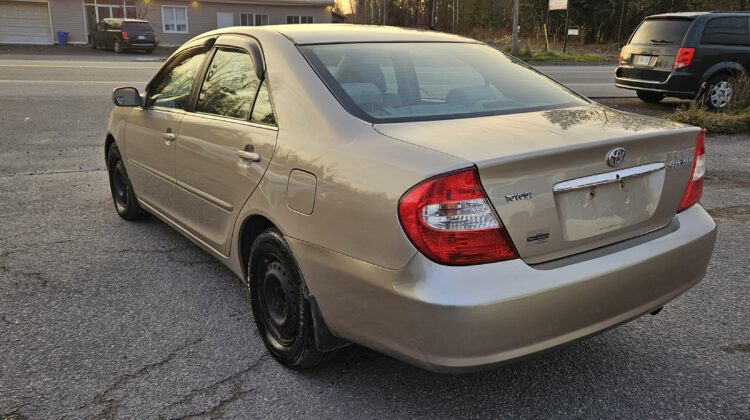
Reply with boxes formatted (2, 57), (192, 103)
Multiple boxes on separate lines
(510, 49), (613, 63)
(668, 76), (750, 134)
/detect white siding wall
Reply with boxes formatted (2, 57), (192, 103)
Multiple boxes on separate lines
(49, 0), (88, 44)
(141, 1), (332, 46)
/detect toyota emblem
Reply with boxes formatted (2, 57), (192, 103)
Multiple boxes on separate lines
(606, 147), (626, 167)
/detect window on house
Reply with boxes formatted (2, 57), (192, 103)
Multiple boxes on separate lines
(162, 5), (188, 33)
(287, 16), (313, 24)
(240, 13), (269, 26)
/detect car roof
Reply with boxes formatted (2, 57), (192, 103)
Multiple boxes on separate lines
(207, 24), (477, 45)
(647, 11), (750, 19)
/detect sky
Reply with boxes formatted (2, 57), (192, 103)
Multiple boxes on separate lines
(336, 0), (354, 14)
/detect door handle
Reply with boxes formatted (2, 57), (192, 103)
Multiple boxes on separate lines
(162, 132), (176, 142)
(237, 149), (261, 163)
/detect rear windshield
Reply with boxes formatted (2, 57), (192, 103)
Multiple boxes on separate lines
(123, 22), (153, 32)
(300, 43), (587, 123)
(630, 19), (692, 45)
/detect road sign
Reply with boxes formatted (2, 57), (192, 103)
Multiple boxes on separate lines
(549, 0), (568, 11)
(567, 27), (579, 36)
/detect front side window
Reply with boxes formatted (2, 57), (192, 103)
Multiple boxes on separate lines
(162, 5), (188, 33)
(149, 50), (207, 110)
(196, 48), (260, 120)
(301, 43), (587, 123)
(701, 17), (749, 46)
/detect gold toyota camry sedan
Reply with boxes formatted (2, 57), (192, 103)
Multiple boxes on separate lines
(106, 24), (716, 373)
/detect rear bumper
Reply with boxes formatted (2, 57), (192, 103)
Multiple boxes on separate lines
(122, 40), (157, 49)
(290, 205), (716, 373)
(615, 67), (699, 98)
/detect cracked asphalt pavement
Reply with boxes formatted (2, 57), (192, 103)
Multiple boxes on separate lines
(1, 55), (749, 419)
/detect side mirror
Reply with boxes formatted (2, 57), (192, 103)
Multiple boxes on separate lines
(112, 87), (142, 107)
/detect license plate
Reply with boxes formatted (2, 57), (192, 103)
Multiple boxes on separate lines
(138, 35), (145, 40)
(554, 169), (665, 241)
(634, 55), (652, 66)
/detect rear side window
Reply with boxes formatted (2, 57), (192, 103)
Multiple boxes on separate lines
(701, 17), (749, 46)
(629, 19), (692, 45)
(197, 48), (260, 120)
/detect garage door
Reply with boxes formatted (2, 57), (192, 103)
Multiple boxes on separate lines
(0, 1), (53, 44)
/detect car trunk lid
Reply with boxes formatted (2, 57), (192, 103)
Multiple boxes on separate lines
(375, 105), (701, 264)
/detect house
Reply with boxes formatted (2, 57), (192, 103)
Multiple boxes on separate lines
(0, 0), (334, 46)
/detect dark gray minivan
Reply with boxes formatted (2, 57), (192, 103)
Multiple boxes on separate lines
(616, 11), (750, 110)
(90, 18), (158, 54)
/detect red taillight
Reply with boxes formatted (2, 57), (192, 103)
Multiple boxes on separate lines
(398, 167), (518, 266)
(673, 47), (695, 69)
(678, 130), (706, 212)
(121, 31), (128, 40)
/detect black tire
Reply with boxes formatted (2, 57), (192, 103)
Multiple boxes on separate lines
(704, 74), (733, 111)
(144, 49), (154, 54)
(113, 39), (122, 53)
(248, 228), (328, 369)
(636, 90), (665, 103)
(107, 144), (148, 221)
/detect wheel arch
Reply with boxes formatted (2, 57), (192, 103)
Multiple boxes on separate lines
(105, 133), (116, 167)
(701, 62), (746, 84)
(238, 214), (275, 279)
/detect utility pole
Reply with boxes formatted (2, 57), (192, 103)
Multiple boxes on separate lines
(511, 0), (519, 54)
(383, 0), (388, 25)
(428, 0), (436, 30)
(562, 4), (570, 53)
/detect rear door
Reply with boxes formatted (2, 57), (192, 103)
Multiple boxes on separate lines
(171, 35), (278, 256)
(124, 48), (208, 216)
(620, 18), (694, 82)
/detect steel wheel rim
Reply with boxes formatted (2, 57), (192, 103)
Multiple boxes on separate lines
(709, 81), (732, 109)
(112, 161), (128, 206)
(258, 256), (299, 346)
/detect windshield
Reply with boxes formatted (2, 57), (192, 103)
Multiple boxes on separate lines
(300, 43), (587, 123)
(629, 19), (692, 45)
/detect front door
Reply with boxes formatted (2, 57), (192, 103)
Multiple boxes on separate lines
(124, 48), (208, 216)
(172, 39), (278, 256)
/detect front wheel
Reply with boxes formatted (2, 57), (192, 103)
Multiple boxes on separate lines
(636, 90), (665, 103)
(113, 39), (122, 53)
(248, 228), (328, 369)
(107, 144), (148, 220)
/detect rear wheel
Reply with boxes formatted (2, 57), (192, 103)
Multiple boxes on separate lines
(107, 144), (148, 220)
(636, 90), (665, 103)
(705, 74), (733, 111)
(248, 228), (328, 369)
(113, 39), (122, 53)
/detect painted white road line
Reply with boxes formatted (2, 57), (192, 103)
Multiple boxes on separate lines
(0, 80), (146, 83)
(0, 64), (159, 69)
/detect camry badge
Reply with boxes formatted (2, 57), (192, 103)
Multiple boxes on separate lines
(606, 147), (626, 168)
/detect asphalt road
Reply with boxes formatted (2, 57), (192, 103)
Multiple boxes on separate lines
(1, 53), (748, 419)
